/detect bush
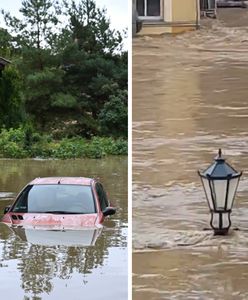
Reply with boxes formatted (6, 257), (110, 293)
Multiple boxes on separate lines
(0, 127), (127, 159)
(0, 128), (27, 158)
(2, 142), (27, 158)
(99, 91), (128, 138)
(51, 139), (86, 159)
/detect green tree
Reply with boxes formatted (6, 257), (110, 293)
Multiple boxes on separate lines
(57, 1), (127, 136)
(99, 90), (127, 137)
(0, 28), (13, 57)
(25, 67), (65, 128)
(1, 0), (127, 139)
(1, 0), (61, 50)
(1, 0), (64, 129)
(63, 0), (123, 54)
(0, 67), (25, 128)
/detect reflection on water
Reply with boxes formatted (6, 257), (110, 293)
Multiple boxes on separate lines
(133, 8), (248, 300)
(9, 226), (102, 247)
(0, 157), (127, 299)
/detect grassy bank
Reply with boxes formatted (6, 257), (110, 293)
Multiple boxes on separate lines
(0, 127), (127, 159)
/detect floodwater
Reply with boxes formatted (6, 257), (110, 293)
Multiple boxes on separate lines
(133, 8), (248, 300)
(0, 157), (127, 299)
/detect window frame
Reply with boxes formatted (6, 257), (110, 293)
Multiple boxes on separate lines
(95, 182), (109, 212)
(137, 0), (163, 20)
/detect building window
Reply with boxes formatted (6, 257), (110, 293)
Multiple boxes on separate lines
(137, 0), (161, 18)
(200, 0), (216, 10)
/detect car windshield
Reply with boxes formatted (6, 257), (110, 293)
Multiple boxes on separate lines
(12, 184), (96, 214)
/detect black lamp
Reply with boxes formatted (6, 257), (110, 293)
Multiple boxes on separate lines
(198, 149), (242, 235)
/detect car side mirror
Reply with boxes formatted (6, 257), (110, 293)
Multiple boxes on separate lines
(103, 207), (116, 217)
(4, 205), (11, 214)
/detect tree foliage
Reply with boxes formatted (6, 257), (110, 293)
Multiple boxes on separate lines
(0, 67), (24, 128)
(63, 0), (123, 53)
(99, 91), (128, 137)
(0, 28), (13, 56)
(1, 0), (61, 49)
(0, 0), (127, 139)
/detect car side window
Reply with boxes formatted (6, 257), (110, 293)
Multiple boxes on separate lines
(96, 183), (109, 211)
(12, 186), (31, 212)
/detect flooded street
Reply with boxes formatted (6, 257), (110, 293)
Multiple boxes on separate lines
(133, 8), (248, 300)
(0, 157), (127, 299)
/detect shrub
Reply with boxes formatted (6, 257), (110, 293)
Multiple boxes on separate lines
(99, 91), (128, 138)
(2, 141), (27, 158)
(0, 127), (127, 159)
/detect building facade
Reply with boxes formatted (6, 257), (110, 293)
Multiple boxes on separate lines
(136, 0), (200, 35)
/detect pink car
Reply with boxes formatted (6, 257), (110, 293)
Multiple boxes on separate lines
(2, 177), (116, 228)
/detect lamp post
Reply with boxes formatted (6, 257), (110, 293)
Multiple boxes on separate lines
(198, 149), (242, 235)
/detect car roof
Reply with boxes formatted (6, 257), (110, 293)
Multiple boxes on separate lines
(29, 177), (94, 186)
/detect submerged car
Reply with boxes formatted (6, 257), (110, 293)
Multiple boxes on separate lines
(1, 177), (116, 227)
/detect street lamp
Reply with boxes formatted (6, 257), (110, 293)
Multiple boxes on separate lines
(198, 149), (242, 235)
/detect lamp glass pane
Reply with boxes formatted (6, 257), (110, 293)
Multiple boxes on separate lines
(213, 180), (227, 209)
(227, 177), (239, 210)
(202, 178), (214, 210)
(212, 212), (230, 229)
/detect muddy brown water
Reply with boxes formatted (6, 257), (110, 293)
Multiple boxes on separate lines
(133, 8), (248, 300)
(0, 157), (127, 299)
